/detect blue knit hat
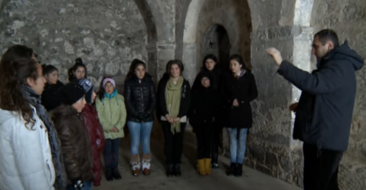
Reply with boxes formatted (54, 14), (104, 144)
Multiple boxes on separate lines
(59, 79), (93, 105)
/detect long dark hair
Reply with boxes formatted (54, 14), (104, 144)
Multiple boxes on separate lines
(0, 56), (39, 128)
(161, 59), (185, 80)
(42, 64), (58, 76)
(98, 76), (110, 100)
(201, 54), (219, 71)
(0, 45), (33, 62)
(68, 58), (87, 81)
(229, 54), (251, 72)
(124, 59), (147, 82)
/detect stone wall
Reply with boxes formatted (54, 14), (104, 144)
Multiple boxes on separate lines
(0, 0), (147, 92)
(1, 0), (365, 189)
(310, 0), (366, 189)
(182, 0), (311, 187)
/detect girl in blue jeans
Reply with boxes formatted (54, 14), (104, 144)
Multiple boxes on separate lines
(222, 54), (258, 177)
(124, 59), (156, 176)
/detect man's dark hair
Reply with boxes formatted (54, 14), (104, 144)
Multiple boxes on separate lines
(314, 29), (339, 47)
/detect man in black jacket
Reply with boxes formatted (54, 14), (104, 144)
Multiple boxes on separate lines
(267, 29), (364, 190)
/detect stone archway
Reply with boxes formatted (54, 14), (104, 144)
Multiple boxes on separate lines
(202, 24), (231, 72)
(182, 0), (317, 187)
(133, 0), (158, 82)
(182, 0), (252, 84)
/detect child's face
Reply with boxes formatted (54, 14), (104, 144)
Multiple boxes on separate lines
(201, 77), (210, 88)
(104, 82), (115, 94)
(72, 96), (86, 113)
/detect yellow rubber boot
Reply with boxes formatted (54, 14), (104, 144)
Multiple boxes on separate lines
(205, 158), (212, 175)
(198, 159), (207, 175)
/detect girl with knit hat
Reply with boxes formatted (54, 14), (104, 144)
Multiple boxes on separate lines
(51, 78), (94, 190)
(95, 77), (127, 181)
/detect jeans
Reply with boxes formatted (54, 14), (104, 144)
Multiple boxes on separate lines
(66, 181), (92, 190)
(161, 121), (186, 164)
(227, 128), (248, 164)
(127, 121), (153, 155)
(104, 138), (121, 169)
(303, 143), (343, 190)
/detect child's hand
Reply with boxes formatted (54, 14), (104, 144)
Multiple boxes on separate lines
(174, 118), (180, 123)
(111, 127), (119, 132)
(166, 114), (174, 123)
(233, 99), (239, 107)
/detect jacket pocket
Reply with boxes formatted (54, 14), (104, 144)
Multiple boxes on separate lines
(46, 159), (56, 185)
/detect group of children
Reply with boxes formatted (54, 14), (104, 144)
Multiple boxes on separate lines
(0, 44), (258, 190)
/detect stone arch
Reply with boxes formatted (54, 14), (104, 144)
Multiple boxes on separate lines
(133, 0), (158, 81)
(182, 0), (252, 83)
(201, 24), (231, 71)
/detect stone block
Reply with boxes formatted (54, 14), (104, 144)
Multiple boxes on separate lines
(267, 26), (293, 40)
(265, 151), (279, 170)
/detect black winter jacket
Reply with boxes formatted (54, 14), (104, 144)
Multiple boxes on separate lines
(278, 41), (364, 151)
(41, 81), (64, 111)
(156, 75), (191, 122)
(189, 72), (220, 134)
(124, 74), (156, 122)
(222, 71), (258, 128)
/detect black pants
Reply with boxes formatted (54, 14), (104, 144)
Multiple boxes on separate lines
(162, 121), (186, 164)
(303, 143), (343, 190)
(196, 126), (213, 159)
(211, 123), (221, 161)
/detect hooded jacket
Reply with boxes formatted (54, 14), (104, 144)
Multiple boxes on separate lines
(95, 93), (127, 139)
(0, 105), (55, 190)
(277, 41), (364, 151)
(51, 105), (94, 185)
(189, 71), (220, 133)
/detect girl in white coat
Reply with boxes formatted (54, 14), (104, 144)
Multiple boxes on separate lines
(0, 50), (55, 190)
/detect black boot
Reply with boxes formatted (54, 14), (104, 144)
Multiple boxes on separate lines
(112, 167), (122, 180)
(167, 164), (174, 177)
(211, 153), (219, 169)
(174, 164), (181, 177)
(235, 163), (243, 177)
(227, 163), (236, 176)
(105, 169), (113, 181)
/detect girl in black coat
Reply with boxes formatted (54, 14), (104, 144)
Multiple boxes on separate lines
(189, 71), (220, 176)
(222, 54), (258, 177)
(124, 59), (156, 176)
(41, 64), (64, 111)
(192, 54), (223, 168)
(156, 59), (191, 177)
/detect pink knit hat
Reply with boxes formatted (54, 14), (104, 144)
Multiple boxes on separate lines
(102, 78), (116, 87)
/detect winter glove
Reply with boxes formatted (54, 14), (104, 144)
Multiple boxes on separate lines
(71, 178), (84, 190)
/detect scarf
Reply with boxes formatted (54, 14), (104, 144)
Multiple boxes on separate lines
(22, 86), (67, 190)
(165, 76), (183, 134)
(102, 89), (118, 105)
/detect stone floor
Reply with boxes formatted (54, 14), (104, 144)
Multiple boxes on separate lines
(94, 137), (301, 190)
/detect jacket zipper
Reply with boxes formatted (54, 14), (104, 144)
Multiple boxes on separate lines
(140, 79), (144, 123)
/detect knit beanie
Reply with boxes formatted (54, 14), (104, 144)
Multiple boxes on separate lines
(102, 78), (116, 88)
(59, 79), (93, 105)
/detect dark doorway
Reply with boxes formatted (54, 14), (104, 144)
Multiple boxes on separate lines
(203, 25), (231, 72)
